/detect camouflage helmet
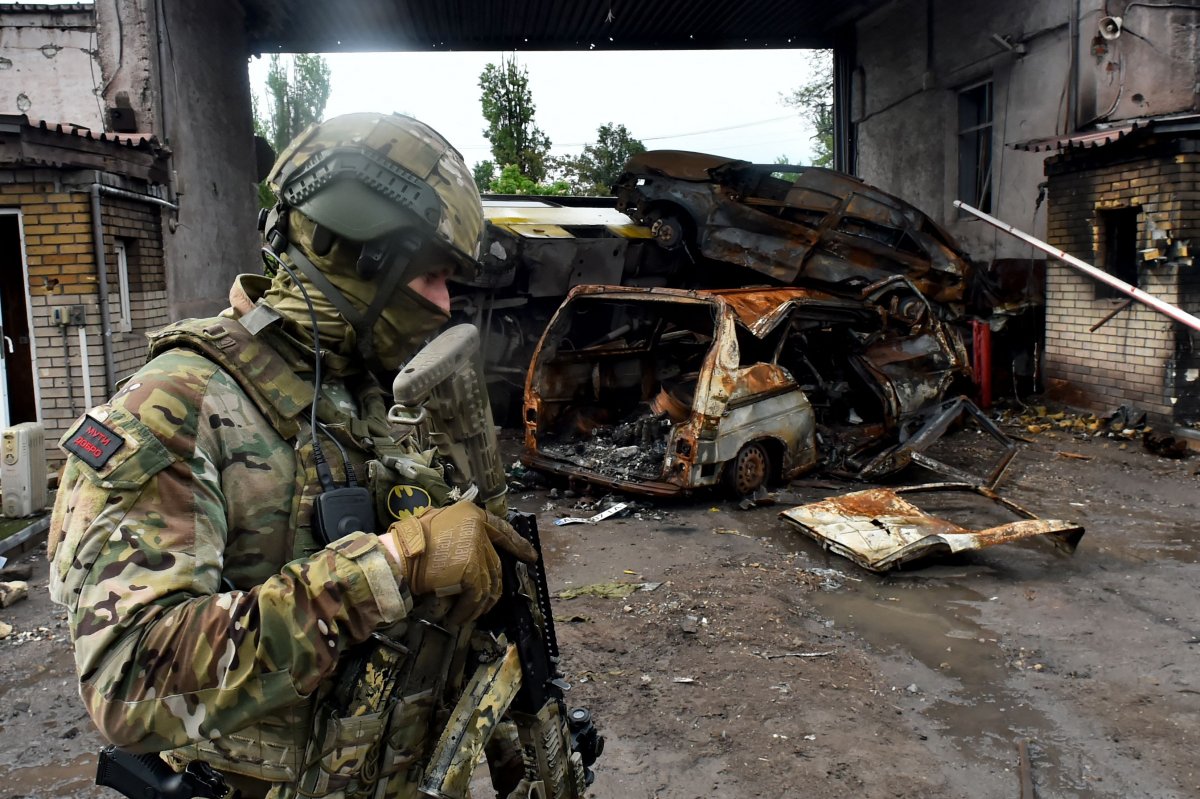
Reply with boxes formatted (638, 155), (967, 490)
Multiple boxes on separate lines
(267, 112), (484, 276)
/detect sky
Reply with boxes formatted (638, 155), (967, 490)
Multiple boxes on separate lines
(247, 49), (822, 170)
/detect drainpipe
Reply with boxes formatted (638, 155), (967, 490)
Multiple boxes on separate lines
(86, 182), (179, 394)
(1068, 0), (1080, 132)
(97, 183), (179, 211)
(88, 184), (117, 394)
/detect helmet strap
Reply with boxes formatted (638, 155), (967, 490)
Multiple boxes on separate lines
(283, 241), (414, 363)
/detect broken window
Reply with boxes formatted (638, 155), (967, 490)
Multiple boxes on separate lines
(958, 80), (993, 214)
(1096, 206), (1140, 299)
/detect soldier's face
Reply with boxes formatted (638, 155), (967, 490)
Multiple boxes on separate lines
(406, 268), (451, 315)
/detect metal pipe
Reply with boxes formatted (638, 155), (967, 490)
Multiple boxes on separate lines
(955, 200), (1200, 332)
(61, 323), (75, 414)
(97, 184), (179, 210)
(1068, 0), (1079, 132)
(88, 184), (118, 392)
(78, 326), (93, 408)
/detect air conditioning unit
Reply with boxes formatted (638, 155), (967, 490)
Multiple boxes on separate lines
(2, 422), (48, 518)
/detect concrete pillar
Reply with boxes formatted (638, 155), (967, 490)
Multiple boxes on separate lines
(95, 0), (258, 319)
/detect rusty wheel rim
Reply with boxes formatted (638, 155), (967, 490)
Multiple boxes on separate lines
(732, 443), (768, 496)
(651, 216), (683, 249)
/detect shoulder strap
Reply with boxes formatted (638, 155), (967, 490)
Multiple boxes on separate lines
(147, 317), (312, 440)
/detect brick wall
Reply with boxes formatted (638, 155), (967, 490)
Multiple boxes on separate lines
(1044, 150), (1199, 422)
(1, 170), (168, 463)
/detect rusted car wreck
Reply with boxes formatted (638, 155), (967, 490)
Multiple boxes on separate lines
(613, 151), (975, 313)
(521, 278), (979, 497)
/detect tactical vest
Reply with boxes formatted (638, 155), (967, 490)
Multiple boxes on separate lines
(145, 312), (462, 799)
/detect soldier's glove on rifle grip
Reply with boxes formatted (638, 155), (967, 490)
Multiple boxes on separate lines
(385, 499), (537, 624)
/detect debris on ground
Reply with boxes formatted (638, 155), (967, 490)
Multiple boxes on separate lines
(0, 562), (32, 581)
(0, 581), (29, 608)
(553, 502), (631, 526)
(997, 404), (1153, 439)
(779, 483), (1084, 572)
(556, 581), (667, 600)
(1142, 430), (1192, 459)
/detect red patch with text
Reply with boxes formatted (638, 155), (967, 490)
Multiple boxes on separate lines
(64, 415), (125, 470)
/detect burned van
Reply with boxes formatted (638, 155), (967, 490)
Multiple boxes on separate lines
(521, 280), (972, 497)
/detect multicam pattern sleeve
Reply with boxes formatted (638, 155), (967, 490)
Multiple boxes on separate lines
(49, 350), (411, 753)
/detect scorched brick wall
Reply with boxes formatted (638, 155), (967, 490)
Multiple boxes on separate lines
(1044, 150), (1199, 422)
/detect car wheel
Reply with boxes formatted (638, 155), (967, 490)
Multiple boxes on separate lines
(650, 214), (686, 250)
(723, 441), (771, 497)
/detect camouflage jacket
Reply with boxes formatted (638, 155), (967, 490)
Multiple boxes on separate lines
(48, 293), (455, 795)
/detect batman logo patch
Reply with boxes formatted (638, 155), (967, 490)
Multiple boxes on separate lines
(387, 485), (432, 520)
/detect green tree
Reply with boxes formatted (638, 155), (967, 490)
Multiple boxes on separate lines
(252, 53), (332, 207)
(782, 50), (833, 168)
(487, 163), (570, 196)
(478, 57), (552, 183)
(472, 160), (496, 193)
(556, 123), (646, 195)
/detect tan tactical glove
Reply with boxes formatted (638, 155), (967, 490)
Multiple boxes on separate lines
(384, 500), (537, 624)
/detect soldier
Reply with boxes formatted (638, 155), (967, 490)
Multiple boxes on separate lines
(48, 113), (536, 798)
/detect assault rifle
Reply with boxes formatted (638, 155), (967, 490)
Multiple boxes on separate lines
(390, 324), (603, 799)
(96, 745), (236, 799)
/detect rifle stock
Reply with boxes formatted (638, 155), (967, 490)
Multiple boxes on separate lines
(393, 325), (602, 798)
(390, 324), (508, 515)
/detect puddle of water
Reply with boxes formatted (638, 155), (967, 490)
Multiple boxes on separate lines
(1125, 538), (1199, 564)
(0, 753), (96, 797)
(0, 663), (53, 701)
(810, 580), (1092, 796)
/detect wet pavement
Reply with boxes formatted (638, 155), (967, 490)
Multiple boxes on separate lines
(1, 422), (1197, 798)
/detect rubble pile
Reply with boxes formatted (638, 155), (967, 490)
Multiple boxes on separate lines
(997, 404), (1193, 458)
(540, 407), (672, 481)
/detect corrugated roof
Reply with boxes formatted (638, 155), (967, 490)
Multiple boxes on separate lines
(242, 0), (890, 52)
(0, 4), (93, 13)
(1010, 114), (1200, 153)
(0, 116), (162, 150)
(1011, 125), (1137, 153)
(1, 114), (169, 183)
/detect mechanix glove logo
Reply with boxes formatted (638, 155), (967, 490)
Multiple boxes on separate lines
(387, 484), (432, 520)
(63, 415), (125, 470)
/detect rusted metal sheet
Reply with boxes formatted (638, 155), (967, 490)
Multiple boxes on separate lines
(614, 151), (974, 314)
(712, 286), (860, 337)
(780, 483), (1084, 572)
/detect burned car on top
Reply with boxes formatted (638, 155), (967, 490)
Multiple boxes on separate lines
(521, 277), (985, 498)
(613, 151), (976, 315)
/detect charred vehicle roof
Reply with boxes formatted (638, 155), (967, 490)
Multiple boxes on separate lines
(613, 150), (974, 313)
(522, 279), (974, 497)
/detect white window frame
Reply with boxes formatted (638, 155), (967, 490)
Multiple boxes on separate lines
(957, 79), (994, 215)
(114, 239), (132, 333)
